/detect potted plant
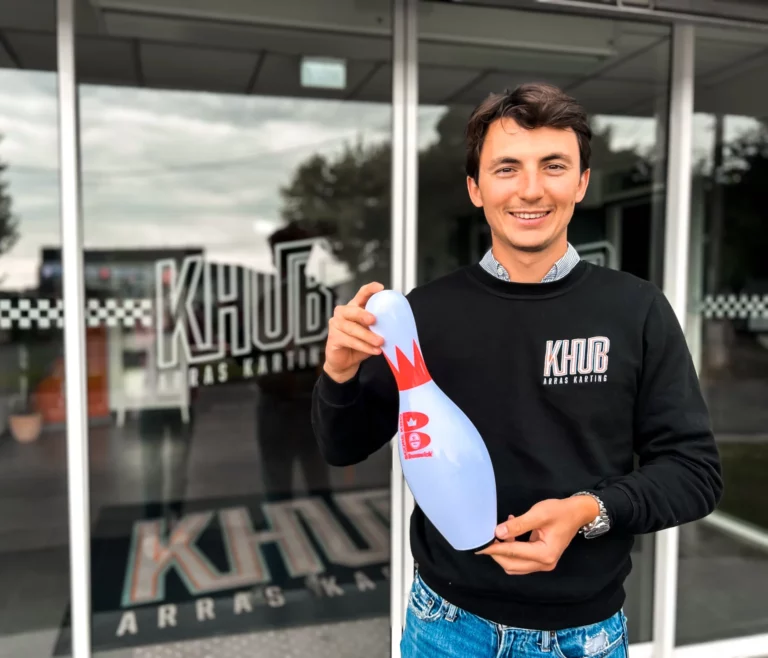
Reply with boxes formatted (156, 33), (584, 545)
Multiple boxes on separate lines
(8, 343), (43, 443)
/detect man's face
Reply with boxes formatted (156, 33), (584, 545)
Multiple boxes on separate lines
(467, 117), (590, 254)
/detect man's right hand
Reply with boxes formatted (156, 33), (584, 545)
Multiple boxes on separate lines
(323, 282), (386, 383)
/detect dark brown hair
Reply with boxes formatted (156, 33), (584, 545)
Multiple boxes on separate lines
(465, 82), (592, 182)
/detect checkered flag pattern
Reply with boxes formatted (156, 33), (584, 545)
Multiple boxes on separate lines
(699, 294), (768, 319)
(0, 298), (153, 330)
(86, 298), (153, 328)
(0, 298), (64, 329)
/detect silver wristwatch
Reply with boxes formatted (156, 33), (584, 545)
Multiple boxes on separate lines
(571, 491), (611, 539)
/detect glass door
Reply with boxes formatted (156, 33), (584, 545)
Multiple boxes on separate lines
(414, 0), (673, 647)
(680, 24), (768, 648)
(0, 2), (71, 656)
(71, 1), (395, 655)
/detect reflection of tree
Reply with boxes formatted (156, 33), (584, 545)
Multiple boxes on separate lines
(589, 124), (655, 190)
(279, 139), (391, 286)
(280, 108), (652, 285)
(0, 137), (20, 278)
(710, 126), (768, 291)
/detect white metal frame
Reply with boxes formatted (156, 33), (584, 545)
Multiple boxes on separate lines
(389, 0), (406, 651)
(390, 0), (419, 653)
(655, 21), (695, 658)
(58, 0), (92, 657)
(393, 8), (768, 658)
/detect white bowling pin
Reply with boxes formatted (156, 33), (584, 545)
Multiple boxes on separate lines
(365, 289), (497, 552)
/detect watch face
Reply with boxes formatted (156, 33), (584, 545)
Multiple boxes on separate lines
(585, 523), (610, 538)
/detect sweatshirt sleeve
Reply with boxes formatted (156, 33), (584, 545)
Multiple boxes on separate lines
(311, 352), (399, 466)
(592, 291), (724, 535)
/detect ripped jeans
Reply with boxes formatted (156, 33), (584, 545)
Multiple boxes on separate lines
(401, 571), (630, 658)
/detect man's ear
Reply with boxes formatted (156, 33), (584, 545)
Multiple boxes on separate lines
(467, 175), (483, 208)
(575, 168), (591, 203)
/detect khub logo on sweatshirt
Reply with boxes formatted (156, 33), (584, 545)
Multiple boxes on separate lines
(399, 411), (433, 460)
(542, 336), (610, 385)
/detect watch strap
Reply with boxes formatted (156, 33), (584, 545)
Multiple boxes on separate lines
(571, 491), (610, 538)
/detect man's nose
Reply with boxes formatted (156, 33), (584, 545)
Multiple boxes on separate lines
(518, 171), (544, 201)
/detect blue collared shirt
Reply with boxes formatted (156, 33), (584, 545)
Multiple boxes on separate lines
(479, 242), (581, 283)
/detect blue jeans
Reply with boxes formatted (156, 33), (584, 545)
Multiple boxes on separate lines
(401, 571), (630, 657)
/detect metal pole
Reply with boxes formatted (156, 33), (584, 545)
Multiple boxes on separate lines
(390, 0), (419, 653)
(401, 0), (419, 624)
(57, 0), (92, 656)
(654, 21), (695, 658)
(390, 0), (407, 653)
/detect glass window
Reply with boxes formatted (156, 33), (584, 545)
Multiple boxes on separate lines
(417, 1), (673, 644)
(680, 24), (768, 646)
(0, 2), (70, 656)
(76, 1), (393, 654)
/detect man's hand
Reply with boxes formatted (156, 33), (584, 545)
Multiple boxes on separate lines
(475, 496), (600, 575)
(323, 282), (385, 384)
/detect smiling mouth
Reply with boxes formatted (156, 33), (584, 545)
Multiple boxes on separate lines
(509, 210), (552, 220)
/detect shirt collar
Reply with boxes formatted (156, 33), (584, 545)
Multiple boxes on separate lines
(479, 243), (581, 283)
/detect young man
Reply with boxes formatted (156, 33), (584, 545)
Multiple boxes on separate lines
(311, 83), (723, 657)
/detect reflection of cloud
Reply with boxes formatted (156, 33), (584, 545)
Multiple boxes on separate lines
(0, 73), (393, 291)
(418, 106), (450, 149)
(75, 84), (393, 272)
(592, 115), (657, 153)
(1, 68), (754, 293)
(252, 218), (279, 235)
(0, 70), (60, 290)
(206, 247), (275, 274)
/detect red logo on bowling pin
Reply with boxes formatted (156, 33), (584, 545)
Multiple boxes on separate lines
(399, 411), (433, 460)
(384, 340), (432, 391)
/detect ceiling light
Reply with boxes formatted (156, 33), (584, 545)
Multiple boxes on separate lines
(300, 57), (346, 90)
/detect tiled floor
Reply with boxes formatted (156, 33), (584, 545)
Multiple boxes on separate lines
(1, 381), (767, 656)
(133, 617), (388, 658)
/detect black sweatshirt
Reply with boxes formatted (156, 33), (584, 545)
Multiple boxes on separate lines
(311, 261), (723, 630)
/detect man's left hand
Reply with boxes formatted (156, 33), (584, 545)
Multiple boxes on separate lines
(476, 496), (599, 575)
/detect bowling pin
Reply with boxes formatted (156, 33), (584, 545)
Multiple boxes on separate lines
(365, 289), (497, 552)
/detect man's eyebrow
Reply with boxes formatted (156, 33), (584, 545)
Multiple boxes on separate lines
(488, 156), (521, 168)
(541, 152), (573, 163)
(488, 153), (573, 168)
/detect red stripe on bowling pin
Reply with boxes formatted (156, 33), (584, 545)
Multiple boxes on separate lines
(382, 339), (432, 391)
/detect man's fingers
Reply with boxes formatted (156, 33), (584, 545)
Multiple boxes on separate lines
(330, 317), (384, 349)
(480, 539), (550, 563)
(492, 555), (552, 575)
(350, 281), (385, 308)
(478, 541), (558, 571)
(495, 511), (543, 540)
(478, 541), (546, 561)
(329, 332), (382, 357)
(335, 304), (377, 326)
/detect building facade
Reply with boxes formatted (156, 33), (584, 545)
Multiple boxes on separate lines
(0, 0), (767, 656)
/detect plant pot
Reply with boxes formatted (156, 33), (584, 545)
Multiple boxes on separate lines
(9, 412), (43, 443)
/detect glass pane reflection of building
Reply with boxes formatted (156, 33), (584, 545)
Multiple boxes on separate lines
(679, 24), (768, 646)
(416, 1), (672, 644)
(0, 3), (71, 657)
(2, 0), (768, 656)
(73, 1), (394, 655)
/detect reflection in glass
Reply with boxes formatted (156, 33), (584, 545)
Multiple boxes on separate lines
(416, 1), (672, 644)
(76, 2), (393, 654)
(681, 29), (768, 644)
(0, 3), (70, 656)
